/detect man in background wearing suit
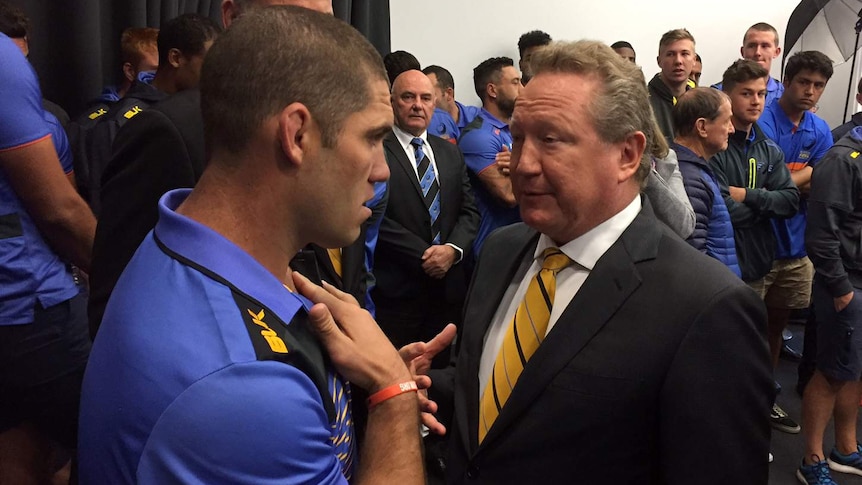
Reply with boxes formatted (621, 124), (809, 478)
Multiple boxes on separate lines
(440, 40), (773, 484)
(374, 70), (479, 368)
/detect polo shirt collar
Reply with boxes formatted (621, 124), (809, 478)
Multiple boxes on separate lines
(769, 98), (815, 134)
(154, 189), (309, 318)
(479, 107), (508, 129)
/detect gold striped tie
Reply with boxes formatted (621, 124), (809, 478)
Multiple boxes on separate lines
(478, 247), (573, 443)
(327, 248), (343, 278)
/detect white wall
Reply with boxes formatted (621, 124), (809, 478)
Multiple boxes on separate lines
(391, 0), (855, 128)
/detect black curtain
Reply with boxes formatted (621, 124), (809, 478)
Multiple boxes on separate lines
(11, 0), (390, 117)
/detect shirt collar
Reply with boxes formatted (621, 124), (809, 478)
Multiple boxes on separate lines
(533, 195), (641, 271)
(154, 189), (309, 318)
(479, 107), (508, 129)
(768, 98), (815, 133)
(393, 125), (428, 148)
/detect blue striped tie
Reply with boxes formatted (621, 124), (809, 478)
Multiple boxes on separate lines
(411, 137), (441, 244)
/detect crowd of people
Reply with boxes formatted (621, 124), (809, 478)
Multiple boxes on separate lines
(4, 0), (862, 483)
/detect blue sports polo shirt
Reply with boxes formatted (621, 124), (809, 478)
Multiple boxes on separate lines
(427, 102), (482, 142)
(428, 108), (459, 142)
(0, 34), (78, 325)
(79, 189), (354, 484)
(458, 108), (520, 257)
(759, 98), (833, 259)
(456, 101), (482, 131)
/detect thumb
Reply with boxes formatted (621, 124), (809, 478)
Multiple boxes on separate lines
(307, 302), (345, 353)
(501, 144), (510, 153)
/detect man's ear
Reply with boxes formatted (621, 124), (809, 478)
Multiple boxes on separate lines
(277, 103), (314, 166)
(695, 118), (708, 138)
(221, 0), (239, 29)
(617, 130), (646, 182)
(774, 46), (781, 59)
(122, 62), (135, 83)
(487, 82), (497, 100)
(168, 48), (183, 69)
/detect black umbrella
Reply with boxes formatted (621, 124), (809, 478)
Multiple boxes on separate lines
(784, 0), (862, 121)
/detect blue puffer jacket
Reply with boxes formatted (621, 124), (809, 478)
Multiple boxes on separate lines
(672, 143), (742, 277)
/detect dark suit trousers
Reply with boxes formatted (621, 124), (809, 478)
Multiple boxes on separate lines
(375, 284), (460, 369)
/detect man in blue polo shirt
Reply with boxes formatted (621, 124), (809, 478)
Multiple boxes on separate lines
(712, 22), (785, 107)
(459, 56), (522, 259)
(757, 50), (834, 438)
(0, 33), (96, 483)
(78, 7), (447, 484)
(424, 65), (481, 142)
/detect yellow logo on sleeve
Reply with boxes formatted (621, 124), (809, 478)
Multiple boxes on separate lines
(247, 309), (288, 353)
(88, 108), (107, 120)
(852, 152), (860, 159)
(123, 106), (143, 119)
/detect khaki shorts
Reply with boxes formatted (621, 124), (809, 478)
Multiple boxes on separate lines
(747, 257), (814, 310)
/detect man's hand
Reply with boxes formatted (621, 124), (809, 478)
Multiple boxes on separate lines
(835, 291), (855, 313)
(398, 324), (457, 435)
(496, 145), (511, 176)
(422, 245), (456, 279)
(293, 272), (411, 393)
(729, 186), (746, 203)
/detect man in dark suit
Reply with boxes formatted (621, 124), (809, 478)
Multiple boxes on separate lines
(437, 40), (773, 484)
(86, 0), (373, 338)
(374, 70), (479, 365)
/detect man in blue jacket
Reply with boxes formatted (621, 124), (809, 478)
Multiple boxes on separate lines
(671, 87), (740, 276)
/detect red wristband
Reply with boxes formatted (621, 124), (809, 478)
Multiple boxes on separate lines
(366, 381), (418, 409)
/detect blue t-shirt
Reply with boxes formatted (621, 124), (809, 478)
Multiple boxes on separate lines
(758, 98), (833, 259)
(458, 108), (520, 257)
(0, 34), (78, 325)
(79, 189), (354, 484)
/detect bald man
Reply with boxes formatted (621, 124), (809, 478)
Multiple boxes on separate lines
(374, 70), (479, 366)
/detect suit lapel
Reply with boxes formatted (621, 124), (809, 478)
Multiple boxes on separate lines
(476, 199), (663, 450)
(384, 132), (423, 198)
(454, 224), (539, 456)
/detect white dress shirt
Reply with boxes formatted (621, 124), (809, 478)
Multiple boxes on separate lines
(478, 196), (642, 392)
(392, 126), (440, 183)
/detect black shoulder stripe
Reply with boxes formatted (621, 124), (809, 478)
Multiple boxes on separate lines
(154, 234), (336, 422)
(232, 292), (336, 422)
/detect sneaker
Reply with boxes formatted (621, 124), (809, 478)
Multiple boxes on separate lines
(771, 403), (801, 434)
(827, 444), (862, 476)
(797, 457), (838, 484)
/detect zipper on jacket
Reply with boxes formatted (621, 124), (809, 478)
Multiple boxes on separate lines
(748, 158), (756, 189)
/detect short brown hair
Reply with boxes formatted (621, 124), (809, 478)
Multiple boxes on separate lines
(721, 59), (769, 93)
(529, 40), (654, 185)
(658, 28), (695, 55)
(673, 87), (729, 138)
(744, 22), (779, 47)
(200, 6), (387, 154)
(120, 27), (158, 66)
